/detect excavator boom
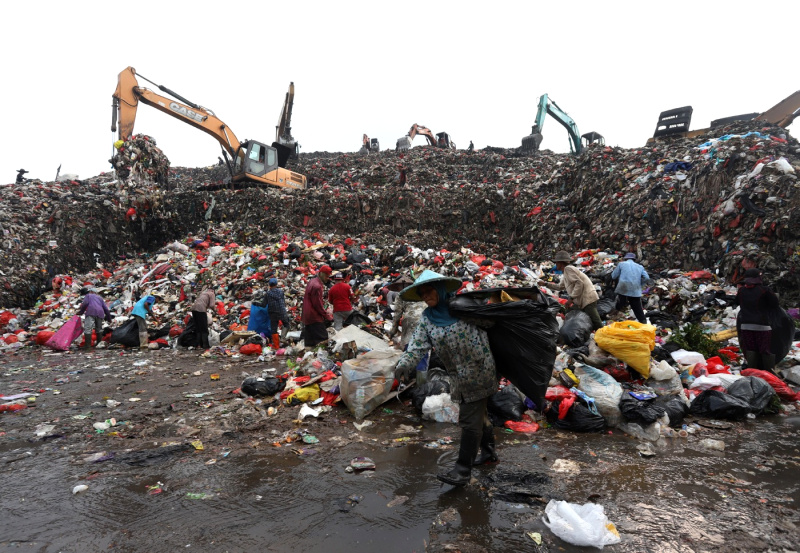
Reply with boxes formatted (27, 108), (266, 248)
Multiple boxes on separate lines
(274, 82), (298, 162)
(521, 94), (601, 154)
(396, 124), (454, 151)
(111, 67), (305, 190)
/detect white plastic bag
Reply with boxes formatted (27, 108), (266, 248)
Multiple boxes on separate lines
(574, 364), (623, 427)
(543, 500), (621, 549)
(670, 349), (705, 365)
(421, 393), (459, 423)
(690, 374), (722, 390)
(340, 350), (403, 420)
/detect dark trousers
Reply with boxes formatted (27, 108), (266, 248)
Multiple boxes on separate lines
(458, 397), (489, 446)
(302, 322), (328, 347)
(192, 310), (209, 349)
(616, 295), (646, 324)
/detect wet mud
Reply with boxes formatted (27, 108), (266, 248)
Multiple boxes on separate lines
(1, 350), (798, 552)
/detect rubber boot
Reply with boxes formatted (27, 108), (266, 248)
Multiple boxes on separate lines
(760, 353), (776, 374)
(83, 334), (92, 350)
(474, 424), (498, 466)
(272, 333), (280, 349)
(744, 350), (760, 370)
(139, 332), (149, 350)
(437, 431), (478, 486)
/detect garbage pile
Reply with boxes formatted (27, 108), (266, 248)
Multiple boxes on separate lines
(2, 119), (799, 309)
(110, 134), (170, 187)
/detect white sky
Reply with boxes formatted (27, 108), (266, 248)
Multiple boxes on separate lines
(1, 0), (798, 184)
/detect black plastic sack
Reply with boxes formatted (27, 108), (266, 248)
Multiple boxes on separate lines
(109, 318), (139, 347)
(241, 376), (286, 397)
(726, 376), (778, 415)
(736, 306), (794, 363)
(596, 297), (616, 318)
(177, 317), (200, 348)
(449, 287), (558, 412)
(344, 311), (372, 327)
(620, 394), (667, 425)
(559, 310), (593, 347)
(487, 385), (526, 422)
(546, 398), (606, 432)
(653, 395), (689, 427)
(411, 380), (451, 411)
(689, 390), (750, 420)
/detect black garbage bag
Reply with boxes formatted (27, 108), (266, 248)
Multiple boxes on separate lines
(487, 385), (526, 423)
(653, 395), (689, 427)
(726, 376), (779, 415)
(546, 398), (606, 432)
(150, 324), (171, 340)
(736, 306), (794, 363)
(689, 390), (750, 420)
(411, 379), (451, 411)
(559, 310), (593, 347)
(620, 394), (667, 425)
(177, 317), (200, 348)
(109, 318), (139, 347)
(241, 376), (286, 397)
(343, 310), (372, 327)
(244, 334), (266, 346)
(596, 297), (616, 319)
(646, 311), (678, 329)
(449, 287), (558, 412)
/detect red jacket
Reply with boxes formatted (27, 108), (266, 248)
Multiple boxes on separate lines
(328, 282), (354, 312)
(302, 277), (331, 324)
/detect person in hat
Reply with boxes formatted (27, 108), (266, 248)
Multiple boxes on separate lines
(266, 277), (290, 338)
(394, 270), (498, 487)
(77, 287), (112, 349)
(190, 286), (217, 350)
(301, 265), (334, 347)
(328, 272), (355, 331)
(131, 294), (159, 349)
(538, 251), (603, 330)
(611, 253), (649, 324)
(736, 268), (779, 373)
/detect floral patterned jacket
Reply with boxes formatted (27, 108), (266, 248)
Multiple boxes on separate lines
(396, 316), (497, 403)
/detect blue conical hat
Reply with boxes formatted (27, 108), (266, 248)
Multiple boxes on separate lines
(400, 269), (462, 302)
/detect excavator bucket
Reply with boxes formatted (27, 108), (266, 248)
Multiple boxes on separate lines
(521, 126), (543, 154)
(271, 142), (294, 168)
(396, 136), (412, 151)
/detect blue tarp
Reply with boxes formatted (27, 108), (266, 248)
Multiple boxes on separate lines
(248, 304), (272, 336)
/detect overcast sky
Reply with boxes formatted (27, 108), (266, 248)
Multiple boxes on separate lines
(1, 0), (797, 184)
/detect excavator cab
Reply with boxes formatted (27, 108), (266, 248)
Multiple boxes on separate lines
(581, 132), (605, 149)
(370, 138), (380, 152)
(233, 140), (278, 179)
(436, 132), (456, 149)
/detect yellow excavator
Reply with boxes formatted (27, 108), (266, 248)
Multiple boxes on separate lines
(396, 124), (456, 151)
(111, 67), (306, 190)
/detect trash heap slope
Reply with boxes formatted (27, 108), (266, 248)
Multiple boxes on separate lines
(1, 120), (798, 308)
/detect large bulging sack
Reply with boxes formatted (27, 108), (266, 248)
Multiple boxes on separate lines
(449, 287), (558, 411)
(487, 384), (526, 423)
(340, 350), (403, 420)
(177, 317), (200, 348)
(574, 364), (623, 427)
(726, 376), (779, 414)
(247, 304), (271, 336)
(594, 321), (656, 377)
(689, 390), (750, 420)
(45, 316), (83, 351)
(559, 310), (593, 347)
(110, 318), (141, 347)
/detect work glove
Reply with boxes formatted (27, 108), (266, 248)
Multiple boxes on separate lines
(394, 363), (411, 384)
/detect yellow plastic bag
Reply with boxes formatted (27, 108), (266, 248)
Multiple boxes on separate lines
(286, 384), (320, 405)
(594, 321), (656, 377)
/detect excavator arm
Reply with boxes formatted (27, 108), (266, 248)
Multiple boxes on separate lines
(112, 67), (241, 155)
(274, 82), (298, 162)
(111, 67), (305, 190)
(521, 94), (587, 154)
(397, 124), (437, 150)
(545, 98), (582, 154)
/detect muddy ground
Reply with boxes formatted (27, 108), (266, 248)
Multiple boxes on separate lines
(1, 348), (799, 553)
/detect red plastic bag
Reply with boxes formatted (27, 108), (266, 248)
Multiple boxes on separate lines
(168, 325), (183, 338)
(558, 395), (576, 420)
(0, 311), (14, 328)
(741, 369), (800, 402)
(3, 335), (18, 345)
(35, 330), (56, 345)
(545, 386), (574, 402)
(504, 420), (540, 433)
(239, 344), (262, 356)
(705, 356), (731, 374)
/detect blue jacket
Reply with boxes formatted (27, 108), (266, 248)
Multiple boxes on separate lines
(611, 260), (649, 298)
(132, 296), (155, 319)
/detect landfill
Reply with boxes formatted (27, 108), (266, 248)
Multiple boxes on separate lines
(2, 119), (800, 551)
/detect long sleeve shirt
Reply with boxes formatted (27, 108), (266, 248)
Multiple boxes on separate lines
(396, 317), (497, 403)
(191, 289), (216, 312)
(301, 277), (330, 325)
(736, 284), (779, 329)
(328, 282), (355, 312)
(266, 287), (288, 321)
(543, 265), (599, 308)
(611, 260), (649, 298)
(77, 293), (110, 319)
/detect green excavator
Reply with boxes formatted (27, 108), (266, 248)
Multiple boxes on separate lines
(521, 94), (604, 155)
